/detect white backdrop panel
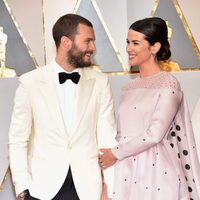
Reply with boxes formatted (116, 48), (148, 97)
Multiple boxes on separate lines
(43, 0), (76, 64)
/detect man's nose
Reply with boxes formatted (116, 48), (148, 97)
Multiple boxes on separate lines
(90, 42), (96, 52)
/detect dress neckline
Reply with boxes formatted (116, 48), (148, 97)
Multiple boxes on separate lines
(138, 71), (165, 80)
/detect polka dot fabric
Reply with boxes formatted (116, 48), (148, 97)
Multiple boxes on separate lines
(166, 97), (200, 199)
(112, 71), (200, 200)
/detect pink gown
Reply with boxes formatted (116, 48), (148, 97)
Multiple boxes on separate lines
(112, 71), (200, 200)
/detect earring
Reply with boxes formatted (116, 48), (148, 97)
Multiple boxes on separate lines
(152, 53), (157, 60)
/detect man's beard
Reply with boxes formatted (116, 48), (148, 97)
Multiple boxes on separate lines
(67, 43), (93, 68)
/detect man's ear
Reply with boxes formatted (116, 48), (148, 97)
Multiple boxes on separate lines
(60, 36), (72, 50)
(151, 42), (161, 54)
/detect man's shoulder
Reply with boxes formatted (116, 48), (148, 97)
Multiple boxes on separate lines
(20, 64), (50, 81)
(18, 64), (52, 89)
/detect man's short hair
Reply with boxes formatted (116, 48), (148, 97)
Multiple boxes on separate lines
(52, 14), (93, 48)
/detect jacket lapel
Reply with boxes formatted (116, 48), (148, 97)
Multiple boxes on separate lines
(71, 68), (95, 140)
(37, 64), (68, 138)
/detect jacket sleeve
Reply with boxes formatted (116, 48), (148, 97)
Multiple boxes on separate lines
(8, 78), (32, 196)
(112, 87), (182, 160)
(97, 76), (117, 197)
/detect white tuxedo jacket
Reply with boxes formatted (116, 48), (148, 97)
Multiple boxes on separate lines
(9, 61), (117, 200)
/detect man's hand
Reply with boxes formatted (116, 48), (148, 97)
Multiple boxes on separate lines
(99, 148), (117, 170)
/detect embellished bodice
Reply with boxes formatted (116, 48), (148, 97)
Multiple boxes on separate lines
(122, 71), (181, 91)
(118, 71), (182, 138)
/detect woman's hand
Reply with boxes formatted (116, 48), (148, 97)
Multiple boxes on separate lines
(99, 148), (117, 170)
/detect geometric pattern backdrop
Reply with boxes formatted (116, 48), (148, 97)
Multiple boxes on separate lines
(0, 0), (36, 75)
(0, 0), (200, 75)
(154, 0), (200, 68)
(76, 0), (125, 72)
(0, 0), (200, 199)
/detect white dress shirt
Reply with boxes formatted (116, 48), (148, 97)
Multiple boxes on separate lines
(53, 59), (79, 137)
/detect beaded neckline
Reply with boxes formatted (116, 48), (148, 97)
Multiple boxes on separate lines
(123, 71), (180, 91)
(137, 71), (165, 80)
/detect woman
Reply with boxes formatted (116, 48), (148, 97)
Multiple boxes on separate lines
(99, 17), (200, 200)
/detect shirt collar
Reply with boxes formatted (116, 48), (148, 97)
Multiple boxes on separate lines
(53, 59), (80, 74)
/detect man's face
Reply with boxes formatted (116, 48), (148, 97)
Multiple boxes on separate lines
(68, 24), (96, 68)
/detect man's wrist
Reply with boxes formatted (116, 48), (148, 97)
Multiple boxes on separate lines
(18, 190), (28, 198)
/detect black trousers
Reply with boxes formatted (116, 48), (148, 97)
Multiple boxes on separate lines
(25, 167), (79, 200)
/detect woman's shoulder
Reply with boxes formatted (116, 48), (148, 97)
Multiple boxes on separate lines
(160, 71), (181, 91)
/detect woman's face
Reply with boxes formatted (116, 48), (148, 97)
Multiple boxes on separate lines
(126, 29), (154, 67)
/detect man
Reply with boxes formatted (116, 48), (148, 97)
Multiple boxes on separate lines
(9, 14), (117, 200)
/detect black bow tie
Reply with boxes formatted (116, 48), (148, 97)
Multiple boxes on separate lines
(58, 72), (80, 84)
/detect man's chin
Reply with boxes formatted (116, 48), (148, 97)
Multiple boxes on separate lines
(83, 58), (92, 66)
(76, 61), (92, 68)
(83, 62), (92, 67)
